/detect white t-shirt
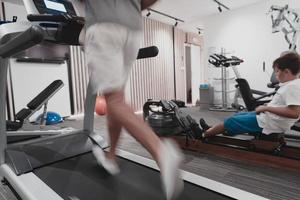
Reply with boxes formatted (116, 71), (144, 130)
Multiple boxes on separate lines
(85, 0), (142, 31)
(257, 78), (300, 134)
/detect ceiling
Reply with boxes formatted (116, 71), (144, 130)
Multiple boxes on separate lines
(145, 0), (268, 32)
(5, 0), (268, 33)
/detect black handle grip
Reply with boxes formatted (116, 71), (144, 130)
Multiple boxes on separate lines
(27, 14), (84, 24)
(28, 14), (68, 23)
(137, 46), (159, 59)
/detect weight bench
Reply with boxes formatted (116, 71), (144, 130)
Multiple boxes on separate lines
(6, 80), (64, 143)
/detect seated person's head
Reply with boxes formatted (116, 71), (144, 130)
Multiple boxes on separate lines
(273, 52), (300, 82)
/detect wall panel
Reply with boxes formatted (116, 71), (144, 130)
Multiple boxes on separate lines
(69, 46), (88, 114)
(128, 18), (175, 110)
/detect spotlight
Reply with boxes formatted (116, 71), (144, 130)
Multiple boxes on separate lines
(197, 27), (203, 35)
(174, 20), (178, 27)
(146, 10), (151, 17)
(218, 5), (222, 12)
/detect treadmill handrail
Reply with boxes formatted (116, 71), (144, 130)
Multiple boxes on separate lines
(0, 25), (44, 58)
(27, 14), (84, 23)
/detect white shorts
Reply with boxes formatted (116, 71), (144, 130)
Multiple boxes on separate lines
(84, 23), (142, 94)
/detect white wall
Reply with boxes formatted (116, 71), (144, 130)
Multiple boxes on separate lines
(202, 0), (300, 96)
(3, 1), (27, 21)
(10, 60), (71, 121)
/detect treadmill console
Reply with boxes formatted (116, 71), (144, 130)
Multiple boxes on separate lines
(27, 0), (84, 45)
(33, 0), (77, 16)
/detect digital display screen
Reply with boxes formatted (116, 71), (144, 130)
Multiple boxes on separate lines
(44, 0), (67, 13)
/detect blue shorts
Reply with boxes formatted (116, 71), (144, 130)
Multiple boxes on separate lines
(224, 112), (263, 136)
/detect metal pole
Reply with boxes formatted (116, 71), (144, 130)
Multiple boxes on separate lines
(172, 27), (177, 99)
(0, 58), (9, 164)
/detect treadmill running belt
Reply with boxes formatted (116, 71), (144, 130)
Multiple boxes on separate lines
(34, 153), (233, 200)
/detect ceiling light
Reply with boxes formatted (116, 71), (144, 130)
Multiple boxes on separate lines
(146, 10), (151, 17)
(218, 5), (222, 12)
(174, 20), (178, 27)
(197, 27), (203, 35)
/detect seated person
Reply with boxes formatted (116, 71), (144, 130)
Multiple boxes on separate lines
(200, 52), (300, 138)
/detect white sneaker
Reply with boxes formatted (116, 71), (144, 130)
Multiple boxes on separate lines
(92, 145), (120, 175)
(159, 139), (184, 200)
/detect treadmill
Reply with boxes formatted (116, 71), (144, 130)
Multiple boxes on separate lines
(0, 1), (268, 200)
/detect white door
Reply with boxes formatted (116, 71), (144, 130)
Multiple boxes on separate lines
(190, 45), (201, 105)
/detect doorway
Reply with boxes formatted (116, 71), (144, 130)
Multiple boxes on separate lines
(185, 44), (201, 105)
(185, 45), (192, 104)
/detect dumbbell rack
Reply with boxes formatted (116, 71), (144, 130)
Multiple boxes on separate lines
(209, 49), (237, 112)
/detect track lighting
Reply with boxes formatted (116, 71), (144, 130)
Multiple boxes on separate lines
(147, 8), (184, 27)
(212, 0), (230, 13)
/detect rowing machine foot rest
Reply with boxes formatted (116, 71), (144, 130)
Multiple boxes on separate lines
(173, 136), (201, 151)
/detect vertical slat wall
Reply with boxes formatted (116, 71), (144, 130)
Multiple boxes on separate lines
(174, 28), (187, 102)
(128, 18), (175, 110)
(69, 46), (89, 114)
